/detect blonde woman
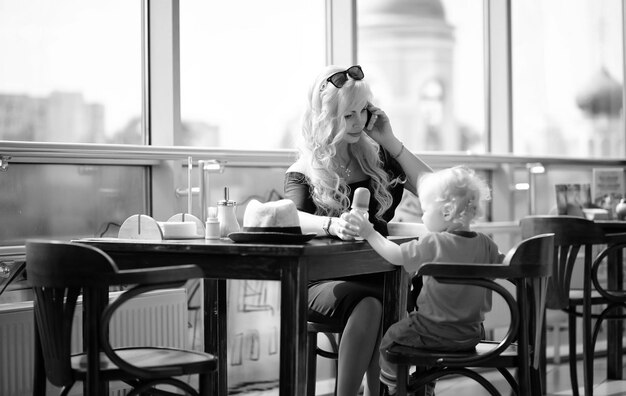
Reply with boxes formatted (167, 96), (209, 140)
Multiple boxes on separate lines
(284, 65), (432, 396)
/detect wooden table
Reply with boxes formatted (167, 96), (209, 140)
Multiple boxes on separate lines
(75, 236), (411, 396)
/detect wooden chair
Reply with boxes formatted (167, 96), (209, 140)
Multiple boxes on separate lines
(520, 215), (626, 396)
(382, 233), (554, 396)
(26, 240), (218, 396)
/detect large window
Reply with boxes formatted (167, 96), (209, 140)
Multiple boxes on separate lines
(3, 0), (626, 250)
(0, 0), (142, 144)
(0, 0), (145, 246)
(0, 164), (147, 247)
(512, 0), (624, 158)
(357, 0), (486, 153)
(178, 0), (326, 149)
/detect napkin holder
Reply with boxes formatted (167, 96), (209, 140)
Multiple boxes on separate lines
(118, 214), (163, 240)
(167, 213), (205, 236)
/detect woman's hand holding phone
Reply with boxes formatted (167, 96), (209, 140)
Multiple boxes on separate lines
(363, 104), (397, 149)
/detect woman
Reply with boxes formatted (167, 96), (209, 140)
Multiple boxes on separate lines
(284, 64), (432, 396)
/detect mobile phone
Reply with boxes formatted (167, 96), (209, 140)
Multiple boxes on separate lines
(365, 109), (373, 129)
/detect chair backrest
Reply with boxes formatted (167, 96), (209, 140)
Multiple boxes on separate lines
(507, 233), (555, 373)
(25, 240), (119, 387)
(519, 215), (605, 310)
(506, 231), (554, 276)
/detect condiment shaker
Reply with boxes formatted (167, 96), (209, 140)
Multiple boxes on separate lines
(217, 187), (240, 237)
(205, 206), (220, 239)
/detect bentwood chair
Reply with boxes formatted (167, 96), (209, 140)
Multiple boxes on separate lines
(382, 233), (554, 396)
(521, 215), (626, 396)
(26, 240), (218, 396)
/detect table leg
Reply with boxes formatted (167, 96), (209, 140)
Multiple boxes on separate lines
(382, 267), (404, 336)
(279, 260), (307, 396)
(204, 278), (226, 395)
(83, 287), (108, 396)
(380, 267), (405, 396)
(606, 247), (623, 379)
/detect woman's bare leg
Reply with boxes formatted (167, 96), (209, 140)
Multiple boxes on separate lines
(336, 297), (382, 396)
(364, 329), (381, 396)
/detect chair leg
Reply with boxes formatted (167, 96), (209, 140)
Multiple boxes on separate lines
(568, 311), (579, 396)
(582, 302), (594, 396)
(334, 333), (340, 396)
(307, 332), (318, 396)
(552, 322), (561, 364)
(33, 321), (47, 396)
(396, 363), (409, 396)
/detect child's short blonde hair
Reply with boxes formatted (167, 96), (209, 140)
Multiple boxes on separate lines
(418, 165), (491, 224)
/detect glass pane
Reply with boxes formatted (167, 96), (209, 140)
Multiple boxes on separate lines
(179, 0), (326, 149)
(357, 0), (486, 153)
(0, 0), (143, 144)
(0, 164), (147, 246)
(512, 0), (624, 158)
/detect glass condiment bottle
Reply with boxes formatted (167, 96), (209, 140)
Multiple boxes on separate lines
(616, 198), (626, 220)
(217, 187), (240, 237)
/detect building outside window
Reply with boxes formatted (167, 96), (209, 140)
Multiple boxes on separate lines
(512, 0), (624, 158)
(357, 0), (486, 154)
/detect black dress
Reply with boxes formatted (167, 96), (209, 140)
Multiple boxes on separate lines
(283, 149), (406, 326)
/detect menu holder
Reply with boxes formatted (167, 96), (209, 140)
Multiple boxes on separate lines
(167, 213), (205, 236)
(118, 214), (163, 240)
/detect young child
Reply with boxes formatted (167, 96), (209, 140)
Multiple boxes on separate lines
(347, 165), (505, 395)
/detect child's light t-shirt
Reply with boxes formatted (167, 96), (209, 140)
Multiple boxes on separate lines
(399, 231), (505, 348)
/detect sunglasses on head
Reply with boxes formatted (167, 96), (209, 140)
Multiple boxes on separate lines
(325, 65), (364, 89)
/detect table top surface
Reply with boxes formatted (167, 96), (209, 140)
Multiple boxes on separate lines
(594, 219), (626, 230)
(76, 236), (414, 257)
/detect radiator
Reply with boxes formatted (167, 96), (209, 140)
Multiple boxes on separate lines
(0, 288), (188, 396)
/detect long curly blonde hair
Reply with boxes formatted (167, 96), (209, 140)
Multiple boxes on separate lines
(297, 65), (395, 220)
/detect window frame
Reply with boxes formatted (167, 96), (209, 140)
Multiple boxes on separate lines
(3, 0), (626, 256)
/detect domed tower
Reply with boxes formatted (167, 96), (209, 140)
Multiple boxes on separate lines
(358, 0), (456, 151)
(576, 67), (624, 157)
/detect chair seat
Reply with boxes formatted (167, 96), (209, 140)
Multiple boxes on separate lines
(71, 347), (218, 380)
(385, 341), (519, 368)
(307, 321), (344, 333)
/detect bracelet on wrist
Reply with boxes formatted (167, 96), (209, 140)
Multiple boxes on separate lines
(391, 142), (405, 159)
(322, 217), (333, 237)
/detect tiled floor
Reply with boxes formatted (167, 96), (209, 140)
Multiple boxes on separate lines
(432, 357), (626, 396)
(200, 318), (624, 396)
(235, 354), (626, 396)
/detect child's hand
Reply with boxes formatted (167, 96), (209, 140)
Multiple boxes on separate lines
(346, 210), (375, 239)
